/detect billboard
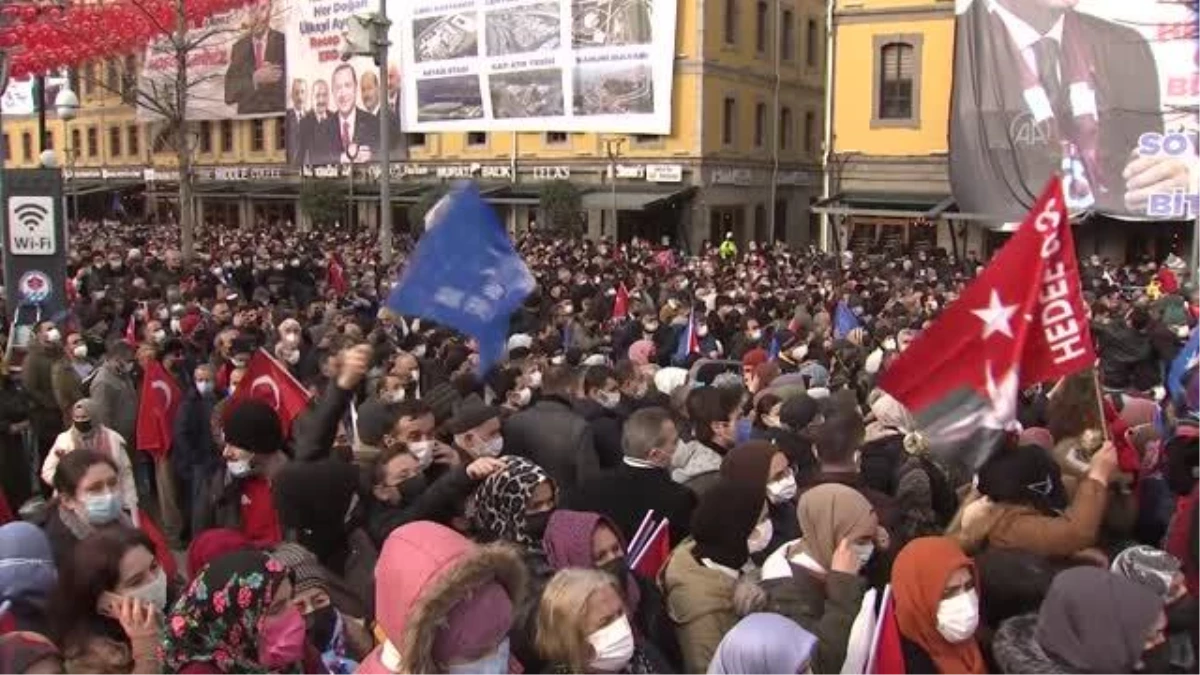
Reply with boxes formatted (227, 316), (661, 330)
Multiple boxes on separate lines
(395, 0), (677, 134)
(949, 0), (1199, 221)
(1, 75), (68, 116)
(283, 0), (405, 166)
(139, 0), (287, 120)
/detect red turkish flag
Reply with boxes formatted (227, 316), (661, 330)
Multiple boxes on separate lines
(611, 283), (630, 322)
(327, 255), (348, 297)
(136, 360), (182, 457)
(231, 349), (312, 437)
(631, 518), (671, 580)
(879, 177), (1095, 468)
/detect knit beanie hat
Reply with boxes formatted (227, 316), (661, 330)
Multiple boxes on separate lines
(271, 542), (328, 596)
(431, 582), (513, 665)
(423, 382), (462, 424)
(223, 400), (283, 454)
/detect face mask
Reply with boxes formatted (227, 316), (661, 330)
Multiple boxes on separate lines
(767, 474), (797, 504)
(596, 391), (620, 409)
(747, 518), (773, 554)
(45, 328), (62, 343)
(82, 491), (121, 524)
(73, 344), (89, 359)
(526, 369), (543, 388)
(790, 345), (808, 361)
(643, 322), (659, 333)
(762, 414), (781, 429)
(74, 420), (94, 434)
(525, 510), (552, 540)
(258, 605), (308, 668)
(587, 614), (635, 672)
(936, 589), (980, 643)
(385, 388), (406, 403)
(408, 440), (434, 468)
(196, 381), (213, 396)
(748, 329), (762, 341)
(600, 557), (628, 582)
(851, 542), (875, 566)
(411, 343), (428, 358)
(284, 350), (300, 365)
(394, 473), (429, 505)
(123, 569), (168, 612)
(227, 459), (253, 478)
(476, 436), (504, 458)
(446, 637), (511, 674)
(304, 605), (339, 651)
(697, 325), (710, 337)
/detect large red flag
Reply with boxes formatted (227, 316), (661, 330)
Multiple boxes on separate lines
(231, 349), (312, 437)
(135, 359), (181, 457)
(611, 283), (630, 321)
(879, 177), (1095, 469)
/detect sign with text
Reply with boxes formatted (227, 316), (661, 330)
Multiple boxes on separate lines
(7, 196), (56, 255)
(2, 169), (67, 319)
(397, 0), (677, 134)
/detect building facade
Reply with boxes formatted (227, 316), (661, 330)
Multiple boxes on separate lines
(2, 0), (827, 251)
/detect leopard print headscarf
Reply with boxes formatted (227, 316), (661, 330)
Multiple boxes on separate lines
(471, 456), (553, 547)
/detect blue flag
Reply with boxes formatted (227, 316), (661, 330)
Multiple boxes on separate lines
(673, 309), (698, 365)
(834, 301), (861, 340)
(767, 332), (780, 361)
(386, 182), (534, 373)
(1168, 329), (1199, 407)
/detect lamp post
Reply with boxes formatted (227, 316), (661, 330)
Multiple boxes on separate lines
(604, 137), (624, 238)
(54, 87), (79, 221)
(342, 11), (393, 263)
(346, 144), (360, 229)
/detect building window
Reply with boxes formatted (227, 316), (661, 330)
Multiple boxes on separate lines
(803, 110), (815, 152)
(109, 126), (121, 156)
(2, 133), (9, 160)
(20, 132), (31, 161)
(632, 134), (663, 145)
(275, 118), (286, 151)
(71, 129), (81, 155)
(781, 10), (795, 60)
(723, 0), (736, 44)
(44, 132), (53, 151)
(878, 41), (915, 120)
(467, 131), (487, 146)
(754, 102), (766, 147)
(84, 64), (96, 95)
(806, 19), (819, 67)
(755, 1), (768, 53)
(545, 131), (568, 145)
(407, 133), (426, 147)
(250, 119), (266, 151)
(220, 120), (234, 152)
(780, 107), (792, 149)
(68, 69), (81, 97)
(722, 97), (736, 145)
(127, 125), (140, 156)
(121, 55), (137, 103)
(86, 127), (98, 157)
(105, 60), (119, 92)
(199, 120), (212, 153)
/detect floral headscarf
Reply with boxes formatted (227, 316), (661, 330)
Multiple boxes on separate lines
(471, 456), (554, 547)
(162, 550), (292, 674)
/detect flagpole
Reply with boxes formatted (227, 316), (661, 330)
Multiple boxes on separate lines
(1090, 365), (1110, 442)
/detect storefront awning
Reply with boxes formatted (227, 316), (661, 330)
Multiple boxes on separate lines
(66, 178), (144, 196)
(480, 185), (541, 206)
(581, 187), (694, 211)
(811, 192), (998, 222)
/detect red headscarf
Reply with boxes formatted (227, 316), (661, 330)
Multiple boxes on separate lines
(891, 537), (986, 674)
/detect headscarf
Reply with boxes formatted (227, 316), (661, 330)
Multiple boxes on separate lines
(976, 443), (1068, 515)
(0, 632), (60, 674)
(1018, 427), (1055, 451)
(187, 528), (253, 580)
(1111, 545), (1181, 600)
(1036, 566), (1164, 673)
(707, 613), (817, 674)
(869, 392), (914, 433)
(795, 484), (875, 569)
(162, 550), (292, 674)
(471, 456), (554, 548)
(541, 510), (640, 612)
(720, 441), (776, 488)
(891, 537), (986, 674)
(70, 399), (112, 455)
(0, 522), (57, 614)
(628, 340), (655, 366)
(654, 367), (689, 396)
(690, 478), (765, 570)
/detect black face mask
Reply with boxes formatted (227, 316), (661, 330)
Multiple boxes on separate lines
(394, 473), (428, 505)
(525, 510), (552, 540)
(74, 421), (93, 434)
(304, 605), (338, 651)
(599, 557), (628, 582)
(1166, 595), (1198, 632)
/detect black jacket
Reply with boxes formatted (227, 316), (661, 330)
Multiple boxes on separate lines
(573, 398), (626, 469)
(504, 396), (599, 498)
(567, 462), (696, 546)
(364, 467), (481, 548)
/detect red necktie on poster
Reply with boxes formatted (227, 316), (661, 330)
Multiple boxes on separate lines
(254, 39), (265, 69)
(341, 121), (350, 149)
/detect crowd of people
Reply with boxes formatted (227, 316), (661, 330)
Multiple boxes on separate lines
(0, 213), (1195, 675)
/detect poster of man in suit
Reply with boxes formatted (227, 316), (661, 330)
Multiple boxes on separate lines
(949, 0), (1197, 220)
(224, 0), (287, 115)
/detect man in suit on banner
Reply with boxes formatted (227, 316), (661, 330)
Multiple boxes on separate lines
(331, 63), (380, 163)
(949, 0), (1194, 219)
(304, 79), (339, 165)
(224, 0), (286, 115)
(285, 78), (307, 165)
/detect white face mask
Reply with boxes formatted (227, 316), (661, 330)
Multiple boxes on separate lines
(526, 370), (543, 388)
(45, 328), (62, 343)
(790, 345), (808, 361)
(72, 344), (89, 359)
(850, 542), (875, 566)
(936, 589), (979, 643)
(748, 329), (762, 341)
(587, 614), (635, 672)
(412, 343), (428, 358)
(196, 381), (213, 396)
(767, 474), (797, 504)
(152, 329), (167, 343)
(511, 387), (532, 407)
(762, 414), (781, 429)
(476, 436), (504, 458)
(446, 637), (510, 674)
(408, 440), (434, 467)
(385, 388), (407, 403)
(596, 391), (620, 409)
(122, 568), (168, 612)
(747, 518), (774, 554)
(227, 459), (253, 477)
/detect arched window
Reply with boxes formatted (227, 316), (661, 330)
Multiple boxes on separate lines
(878, 42), (915, 120)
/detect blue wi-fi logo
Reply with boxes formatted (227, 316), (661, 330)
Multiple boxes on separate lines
(13, 201), (49, 230)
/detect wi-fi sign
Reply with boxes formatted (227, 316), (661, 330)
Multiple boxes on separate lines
(7, 196), (56, 255)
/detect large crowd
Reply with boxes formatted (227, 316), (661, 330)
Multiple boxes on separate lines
(0, 213), (1194, 675)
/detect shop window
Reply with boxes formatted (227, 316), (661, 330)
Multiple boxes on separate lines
(251, 119), (266, 151)
(109, 126), (121, 156)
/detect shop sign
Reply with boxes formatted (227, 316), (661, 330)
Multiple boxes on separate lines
(531, 165), (571, 180)
(207, 166), (285, 181)
(436, 164), (477, 179)
(396, 163), (432, 178)
(777, 170), (813, 186)
(610, 164), (646, 180)
(143, 168), (180, 182)
(301, 164), (348, 178)
(64, 168), (102, 180)
(101, 168), (143, 180)
(710, 167), (754, 186)
(478, 165), (513, 180)
(646, 164), (684, 183)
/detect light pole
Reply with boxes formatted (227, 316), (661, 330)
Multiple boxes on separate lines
(604, 137), (624, 238)
(346, 144), (360, 228)
(54, 87), (79, 221)
(342, 11), (393, 263)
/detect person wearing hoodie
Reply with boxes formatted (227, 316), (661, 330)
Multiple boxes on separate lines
(706, 613), (817, 675)
(660, 478), (767, 673)
(759, 484), (874, 674)
(356, 521), (527, 674)
(1111, 545), (1198, 673)
(721, 441), (798, 562)
(574, 365), (628, 469)
(504, 365), (600, 498)
(0, 522), (57, 635)
(672, 388), (741, 497)
(22, 322), (65, 476)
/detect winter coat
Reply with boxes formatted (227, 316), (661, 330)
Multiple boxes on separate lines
(952, 477), (1109, 557)
(573, 398), (627, 469)
(21, 342), (59, 414)
(568, 462), (697, 546)
(503, 396), (600, 497)
(50, 360), (86, 418)
(90, 364), (138, 447)
(171, 390), (219, 475)
(43, 426), (139, 514)
(671, 439), (724, 487)
(659, 539), (739, 674)
(992, 613), (1076, 674)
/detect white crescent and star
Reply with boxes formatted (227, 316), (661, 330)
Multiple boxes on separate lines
(251, 376), (281, 410)
(971, 289), (1019, 339)
(151, 380), (172, 409)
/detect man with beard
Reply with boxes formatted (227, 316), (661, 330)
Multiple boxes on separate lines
(22, 322), (65, 487)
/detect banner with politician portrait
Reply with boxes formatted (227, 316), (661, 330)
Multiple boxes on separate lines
(138, 0), (288, 120)
(949, 0), (1199, 221)
(395, 0), (677, 134)
(283, 0), (405, 166)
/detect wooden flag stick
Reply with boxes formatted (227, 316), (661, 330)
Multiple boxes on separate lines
(1091, 365), (1110, 442)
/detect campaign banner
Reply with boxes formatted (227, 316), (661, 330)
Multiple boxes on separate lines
(139, 0), (287, 120)
(949, 0), (1199, 221)
(396, 0), (677, 134)
(1, 74), (67, 116)
(283, 0), (406, 165)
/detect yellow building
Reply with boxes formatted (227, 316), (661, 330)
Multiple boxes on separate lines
(2, 0), (827, 249)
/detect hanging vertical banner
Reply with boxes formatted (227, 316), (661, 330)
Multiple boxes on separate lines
(949, 0), (1199, 221)
(395, 0), (676, 134)
(138, 0), (288, 120)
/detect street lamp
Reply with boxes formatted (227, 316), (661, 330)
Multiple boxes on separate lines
(55, 87), (79, 221)
(604, 137), (625, 238)
(342, 11), (393, 263)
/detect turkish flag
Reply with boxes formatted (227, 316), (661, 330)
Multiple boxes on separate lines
(327, 255), (348, 297)
(880, 177), (1095, 469)
(231, 349), (312, 437)
(611, 283), (629, 322)
(630, 518), (671, 580)
(135, 360), (181, 457)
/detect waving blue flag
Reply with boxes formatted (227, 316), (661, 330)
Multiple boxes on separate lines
(386, 182), (534, 373)
(1168, 329), (1199, 408)
(834, 301), (862, 340)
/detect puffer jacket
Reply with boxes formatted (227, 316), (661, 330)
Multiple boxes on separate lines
(659, 539), (738, 674)
(670, 439), (723, 487)
(356, 521), (528, 674)
(992, 613), (1075, 674)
